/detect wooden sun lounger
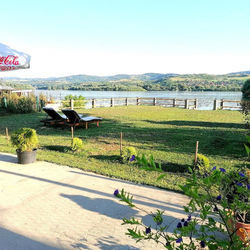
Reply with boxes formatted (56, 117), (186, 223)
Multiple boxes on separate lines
(41, 107), (67, 126)
(62, 109), (102, 129)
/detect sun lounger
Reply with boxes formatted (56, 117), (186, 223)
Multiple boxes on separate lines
(62, 109), (102, 129)
(41, 107), (67, 126)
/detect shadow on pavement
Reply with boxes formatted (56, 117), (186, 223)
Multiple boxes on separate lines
(0, 227), (58, 250)
(0, 153), (17, 163)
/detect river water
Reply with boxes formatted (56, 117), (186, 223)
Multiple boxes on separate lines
(35, 90), (242, 110)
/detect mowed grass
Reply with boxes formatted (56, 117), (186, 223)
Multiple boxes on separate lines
(0, 106), (247, 192)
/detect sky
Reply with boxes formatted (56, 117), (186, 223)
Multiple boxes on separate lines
(1, 0), (250, 78)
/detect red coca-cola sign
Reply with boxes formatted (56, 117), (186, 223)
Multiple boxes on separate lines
(0, 55), (20, 66)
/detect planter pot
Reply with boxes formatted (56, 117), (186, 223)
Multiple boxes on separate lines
(236, 221), (250, 243)
(16, 149), (37, 164)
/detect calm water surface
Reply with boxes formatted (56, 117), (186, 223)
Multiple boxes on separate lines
(35, 90), (242, 110)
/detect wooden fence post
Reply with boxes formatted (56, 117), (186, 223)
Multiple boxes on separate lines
(173, 98), (176, 107)
(125, 98), (128, 106)
(220, 99), (224, 110)
(153, 98), (156, 106)
(110, 98), (114, 107)
(92, 99), (96, 108)
(136, 97), (140, 106)
(70, 99), (74, 110)
(120, 132), (123, 156)
(194, 99), (198, 109)
(213, 99), (217, 110)
(71, 127), (74, 140)
(194, 141), (199, 164)
(5, 127), (9, 141)
(185, 99), (189, 109)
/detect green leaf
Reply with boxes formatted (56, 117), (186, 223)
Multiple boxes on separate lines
(156, 174), (166, 181)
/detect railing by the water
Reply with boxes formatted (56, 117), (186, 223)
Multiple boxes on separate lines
(49, 97), (241, 110)
(89, 97), (198, 109)
(214, 99), (241, 110)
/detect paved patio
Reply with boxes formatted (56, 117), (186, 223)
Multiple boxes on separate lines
(0, 152), (189, 249)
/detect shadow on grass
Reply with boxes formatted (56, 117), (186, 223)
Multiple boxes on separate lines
(144, 120), (244, 129)
(43, 145), (71, 152)
(89, 154), (122, 162)
(161, 162), (191, 173)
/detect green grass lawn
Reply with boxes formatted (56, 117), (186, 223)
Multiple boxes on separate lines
(0, 106), (248, 192)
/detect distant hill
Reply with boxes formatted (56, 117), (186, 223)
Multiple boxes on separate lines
(1, 73), (178, 82)
(227, 71), (250, 76)
(1, 72), (249, 92)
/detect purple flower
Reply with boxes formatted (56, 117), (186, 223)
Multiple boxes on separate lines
(187, 215), (192, 221)
(219, 168), (226, 173)
(145, 227), (151, 234)
(184, 221), (188, 227)
(236, 182), (243, 187)
(200, 241), (206, 248)
(212, 166), (216, 171)
(176, 237), (183, 243)
(216, 195), (222, 201)
(239, 172), (245, 177)
(114, 189), (119, 197)
(129, 155), (136, 162)
(248, 184), (250, 190)
(181, 218), (185, 222)
(177, 222), (182, 228)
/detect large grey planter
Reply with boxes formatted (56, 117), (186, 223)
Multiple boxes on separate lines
(16, 149), (37, 164)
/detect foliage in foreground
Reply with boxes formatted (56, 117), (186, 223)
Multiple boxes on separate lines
(115, 165), (249, 249)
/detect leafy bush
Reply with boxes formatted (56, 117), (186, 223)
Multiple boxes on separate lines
(0, 93), (39, 113)
(71, 137), (84, 152)
(122, 146), (137, 162)
(62, 95), (86, 108)
(136, 154), (162, 172)
(11, 128), (39, 152)
(241, 79), (250, 126)
(193, 153), (210, 174)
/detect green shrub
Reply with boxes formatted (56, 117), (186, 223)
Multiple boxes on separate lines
(11, 128), (39, 152)
(122, 146), (137, 162)
(193, 153), (210, 173)
(241, 79), (250, 127)
(1, 94), (36, 113)
(71, 137), (84, 152)
(136, 154), (162, 171)
(62, 95), (86, 108)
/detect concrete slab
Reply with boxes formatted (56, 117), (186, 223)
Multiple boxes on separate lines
(0, 152), (189, 249)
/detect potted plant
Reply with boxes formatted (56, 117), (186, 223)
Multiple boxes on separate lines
(11, 128), (39, 164)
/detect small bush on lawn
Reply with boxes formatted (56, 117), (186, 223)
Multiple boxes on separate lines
(122, 146), (137, 162)
(193, 153), (210, 174)
(71, 137), (84, 152)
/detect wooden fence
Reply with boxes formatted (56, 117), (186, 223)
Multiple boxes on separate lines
(66, 97), (199, 110)
(51, 97), (241, 110)
(213, 99), (241, 110)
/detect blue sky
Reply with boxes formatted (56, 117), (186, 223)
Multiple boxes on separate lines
(1, 0), (250, 77)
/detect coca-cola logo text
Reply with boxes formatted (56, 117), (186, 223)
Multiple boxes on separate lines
(0, 55), (20, 66)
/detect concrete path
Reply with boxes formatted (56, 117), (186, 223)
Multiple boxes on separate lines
(0, 152), (189, 250)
